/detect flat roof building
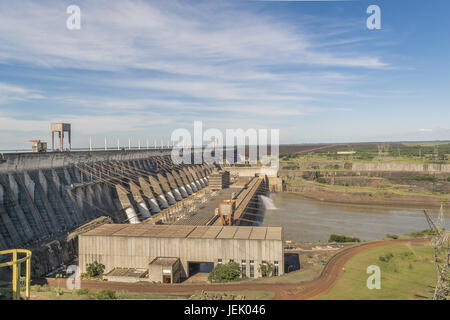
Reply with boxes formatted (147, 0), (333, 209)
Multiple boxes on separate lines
(79, 224), (284, 282)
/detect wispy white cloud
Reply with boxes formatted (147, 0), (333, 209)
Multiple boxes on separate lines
(0, 115), (48, 132)
(0, 82), (45, 104)
(0, 0), (399, 147)
(0, 0), (387, 72)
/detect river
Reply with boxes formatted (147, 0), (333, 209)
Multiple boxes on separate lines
(260, 192), (449, 242)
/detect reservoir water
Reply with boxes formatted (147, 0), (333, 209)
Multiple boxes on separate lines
(261, 192), (449, 242)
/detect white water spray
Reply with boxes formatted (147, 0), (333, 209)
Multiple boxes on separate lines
(259, 195), (278, 210)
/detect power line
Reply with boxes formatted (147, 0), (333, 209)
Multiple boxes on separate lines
(423, 205), (450, 300)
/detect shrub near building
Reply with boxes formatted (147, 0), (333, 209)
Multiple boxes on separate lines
(208, 262), (241, 283)
(85, 261), (105, 278)
(258, 262), (274, 277)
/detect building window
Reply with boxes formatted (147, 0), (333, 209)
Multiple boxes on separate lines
(218, 259), (222, 265)
(229, 259), (234, 263)
(241, 260), (246, 279)
(274, 261), (279, 276)
(249, 260), (254, 278)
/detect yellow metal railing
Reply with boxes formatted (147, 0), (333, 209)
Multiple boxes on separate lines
(0, 249), (32, 300)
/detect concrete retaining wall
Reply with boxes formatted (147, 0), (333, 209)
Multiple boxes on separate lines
(281, 161), (450, 173)
(351, 162), (450, 172)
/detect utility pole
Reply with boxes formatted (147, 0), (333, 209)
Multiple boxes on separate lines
(89, 136), (92, 151)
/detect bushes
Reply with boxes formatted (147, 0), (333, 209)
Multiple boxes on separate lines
(95, 289), (117, 300)
(409, 229), (437, 237)
(280, 153), (299, 161)
(315, 177), (327, 184)
(386, 234), (399, 239)
(411, 175), (437, 182)
(208, 262), (241, 283)
(400, 251), (414, 260)
(76, 288), (91, 295)
(282, 165), (300, 170)
(31, 284), (51, 292)
(86, 261), (105, 278)
(328, 234), (361, 243)
(379, 253), (394, 262)
(258, 262), (274, 277)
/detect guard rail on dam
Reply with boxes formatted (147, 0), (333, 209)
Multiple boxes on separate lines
(0, 149), (218, 276)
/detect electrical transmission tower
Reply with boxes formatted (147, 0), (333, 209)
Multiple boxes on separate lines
(423, 204), (450, 300)
(377, 143), (390, 159)
(433, 145), (440, 160)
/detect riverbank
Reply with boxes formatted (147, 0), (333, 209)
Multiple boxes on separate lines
(283, 179), (446, 208)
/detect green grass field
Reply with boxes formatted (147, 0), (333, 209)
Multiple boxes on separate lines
(280, 142), (450, 164)
(317, 243), (436, 300)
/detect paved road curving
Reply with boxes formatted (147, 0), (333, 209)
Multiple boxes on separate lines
(48, 238), (427, 300)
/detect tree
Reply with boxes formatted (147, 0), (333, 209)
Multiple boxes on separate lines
(208, 262), (241, 283)
(258, 262), (274, 277)
(86, 261), (105, 278)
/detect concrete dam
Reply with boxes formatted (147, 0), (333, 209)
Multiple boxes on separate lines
(0, 149), (217, 277)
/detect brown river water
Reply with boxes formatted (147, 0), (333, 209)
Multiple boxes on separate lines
(260, 192), (449, 242)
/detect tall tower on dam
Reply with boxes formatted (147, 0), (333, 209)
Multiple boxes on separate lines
(0, 149), (215, 276)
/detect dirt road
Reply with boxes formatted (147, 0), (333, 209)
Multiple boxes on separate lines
(276, 238), (427, 299)
(46, 238), (427, 300)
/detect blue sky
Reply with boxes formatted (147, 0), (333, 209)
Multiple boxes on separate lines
(0, 0), (449, 149)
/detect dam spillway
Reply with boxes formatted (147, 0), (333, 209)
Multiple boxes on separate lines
(0, 149), (215, 276)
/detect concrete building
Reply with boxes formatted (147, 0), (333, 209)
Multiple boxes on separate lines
(224, 166), (282, 192)
(103, 268), (149, 283)
(79, 224), (284, 282)
(148, 257), (182, 283)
